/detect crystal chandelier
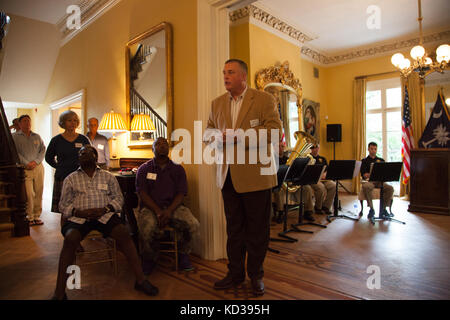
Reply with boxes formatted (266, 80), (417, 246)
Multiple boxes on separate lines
(391, 0), (449, 78)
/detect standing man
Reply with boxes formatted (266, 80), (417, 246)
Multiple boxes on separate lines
(86, 117), (110, 170)
(360, 142), (394, 219)
(204, 59), (282, 296)
(12, 115), (46, 225)
(309, 144), (336, 215)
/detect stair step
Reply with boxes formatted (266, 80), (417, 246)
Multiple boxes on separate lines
(0, 222), (14, 233)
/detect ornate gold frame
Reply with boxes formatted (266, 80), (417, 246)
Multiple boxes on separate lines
(125, 22), (174, 147)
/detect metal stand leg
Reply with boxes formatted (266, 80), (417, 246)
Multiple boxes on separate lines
(327, 180), (359, 222)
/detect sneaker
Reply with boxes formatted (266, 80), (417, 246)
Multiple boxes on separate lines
(304, 211), (315, 222)
(368, 208), (375, 219)
(135, 279), (159, 296)
(178, 253), (194, 271)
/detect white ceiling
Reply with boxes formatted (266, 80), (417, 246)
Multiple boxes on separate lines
(255, 0), (450, 54)
(0, 0), (77, 24)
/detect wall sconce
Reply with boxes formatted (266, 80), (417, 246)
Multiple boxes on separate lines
(131, 113), (156, 140)
(98, 110), (127, 158)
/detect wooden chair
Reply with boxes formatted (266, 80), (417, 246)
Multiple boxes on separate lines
(75, 230), (118, 276)
(159, 225), (178, 271)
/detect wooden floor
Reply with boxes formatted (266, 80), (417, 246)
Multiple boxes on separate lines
(0, 194), (449, 300)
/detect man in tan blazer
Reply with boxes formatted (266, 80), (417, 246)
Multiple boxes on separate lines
(204, 59), (282, 296)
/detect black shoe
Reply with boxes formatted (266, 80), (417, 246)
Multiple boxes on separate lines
(51, 293), (67, 300)
(314, 207), (324, 215)
(304, 211), (315, 222)
(368, 208), (375, 219)
(135, 280), (159, 296)
(251, 278), (265, 296)
(381, 209), (391, 219)
(214, 273), (244, 290)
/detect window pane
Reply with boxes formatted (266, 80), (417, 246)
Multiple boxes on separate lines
(386, 87), (401, 108)
(366, 113), (383, 157)
(290, 120), (299, 146)
(387, 111), (402, 162)
(366, 90), (381, 110)
(289, 101), (298, 118)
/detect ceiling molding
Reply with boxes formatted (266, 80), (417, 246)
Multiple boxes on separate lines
(56, 0), (121, 47)
(229, 4), (315, 44)
(230, 4), (450, 67)
(301, 29), (450, 66)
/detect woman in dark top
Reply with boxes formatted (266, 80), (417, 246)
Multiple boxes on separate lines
(45, 110), (90, 213)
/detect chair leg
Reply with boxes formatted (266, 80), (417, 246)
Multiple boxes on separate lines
(359, 200), (364, 216)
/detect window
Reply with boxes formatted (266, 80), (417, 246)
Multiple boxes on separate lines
(365, 78), (402, 193)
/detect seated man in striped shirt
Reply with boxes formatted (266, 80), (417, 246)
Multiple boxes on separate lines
(52, 145), (158, 300)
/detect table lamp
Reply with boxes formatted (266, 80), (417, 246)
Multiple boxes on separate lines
(98, 110), (127, 158)
(131, 113), (156, 140)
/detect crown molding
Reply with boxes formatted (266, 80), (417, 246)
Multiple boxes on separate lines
(230, 5), (450, 67)
(57, 0), (121, 47)
(229, 4), (314, 44)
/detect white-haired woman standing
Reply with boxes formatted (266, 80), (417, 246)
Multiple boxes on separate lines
(45, 110), (90, 213)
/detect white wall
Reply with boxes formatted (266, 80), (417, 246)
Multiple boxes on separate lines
(0, 14), (60, 104)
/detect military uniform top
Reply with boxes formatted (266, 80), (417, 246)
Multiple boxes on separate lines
(312, 154), (328, 167)
(360, 155), (385, 178)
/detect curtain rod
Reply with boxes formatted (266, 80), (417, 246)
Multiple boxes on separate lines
(355, 71), (398, 80)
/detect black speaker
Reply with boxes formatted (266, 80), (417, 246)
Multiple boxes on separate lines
(327, 124), (342, 142)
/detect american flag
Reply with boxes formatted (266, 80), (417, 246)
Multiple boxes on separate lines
(401, 86), (414, 185)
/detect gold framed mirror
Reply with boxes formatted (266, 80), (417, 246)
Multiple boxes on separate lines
(255, 61), (303, 148)
(125, 22), (173, 148)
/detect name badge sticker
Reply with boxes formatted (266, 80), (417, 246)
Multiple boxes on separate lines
(147, 173), (157, 180)
(98, 183), (108, 190)
(75, 143), (83, 148)
(250, 119), (260, 128)
(97, 144), (104, 150)
(34, 139), (39, 145)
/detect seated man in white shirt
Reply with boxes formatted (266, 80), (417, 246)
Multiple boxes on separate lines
(52, 145), (158, 299)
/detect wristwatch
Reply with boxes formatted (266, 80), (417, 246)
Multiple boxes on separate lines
(104, 204), (114, 214)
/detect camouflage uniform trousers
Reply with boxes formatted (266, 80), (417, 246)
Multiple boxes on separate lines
(135, 205), (200, 262)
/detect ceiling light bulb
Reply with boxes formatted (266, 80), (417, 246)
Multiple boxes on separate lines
(437, 55), (444, 63)
(391, 53), (405, 67)
(400, 58), (411, 70)
(436, 44), (450, 60)
(446, 98), (450, 106)
(410, 45), (425, 60)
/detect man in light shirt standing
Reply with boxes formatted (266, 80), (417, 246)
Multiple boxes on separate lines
(12, 115), (46, 226)
(86, 117), (110, 170)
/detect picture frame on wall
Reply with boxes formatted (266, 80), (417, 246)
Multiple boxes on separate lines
(302, 99), (320, 142)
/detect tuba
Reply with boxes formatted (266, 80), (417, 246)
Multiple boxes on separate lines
(282, 130), (317, 193)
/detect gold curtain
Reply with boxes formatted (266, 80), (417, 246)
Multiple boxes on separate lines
(400, 72), (425, 197)
(352, 78), (366, 194)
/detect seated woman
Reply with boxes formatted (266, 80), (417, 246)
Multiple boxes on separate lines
(135, 137), (200, 274)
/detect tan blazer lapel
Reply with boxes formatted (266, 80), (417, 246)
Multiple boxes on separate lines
(235, 89), (254, 129)
(222, 96), (232, 129)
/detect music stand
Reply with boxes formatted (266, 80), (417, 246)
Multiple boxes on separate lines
(291, 164), (328, 231)
(326, 160), (361, 222)
(368, 162), (405, 225)
(271, 157), (312, 243)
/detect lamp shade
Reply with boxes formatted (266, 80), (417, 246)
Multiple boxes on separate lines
(131, 114), (156, 132)
(98, 110), (127, 132)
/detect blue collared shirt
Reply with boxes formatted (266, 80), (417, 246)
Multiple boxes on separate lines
(87, 132), (110, 166)
(12, 131), (46, 166)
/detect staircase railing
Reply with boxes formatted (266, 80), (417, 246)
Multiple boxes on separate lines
(130, 88), (167, 140)
(0, 97), (29, 237)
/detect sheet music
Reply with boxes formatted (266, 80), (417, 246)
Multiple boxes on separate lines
(353, 160), (362, 178)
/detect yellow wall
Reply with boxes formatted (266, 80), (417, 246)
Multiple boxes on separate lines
(34, 0), (199, 214)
